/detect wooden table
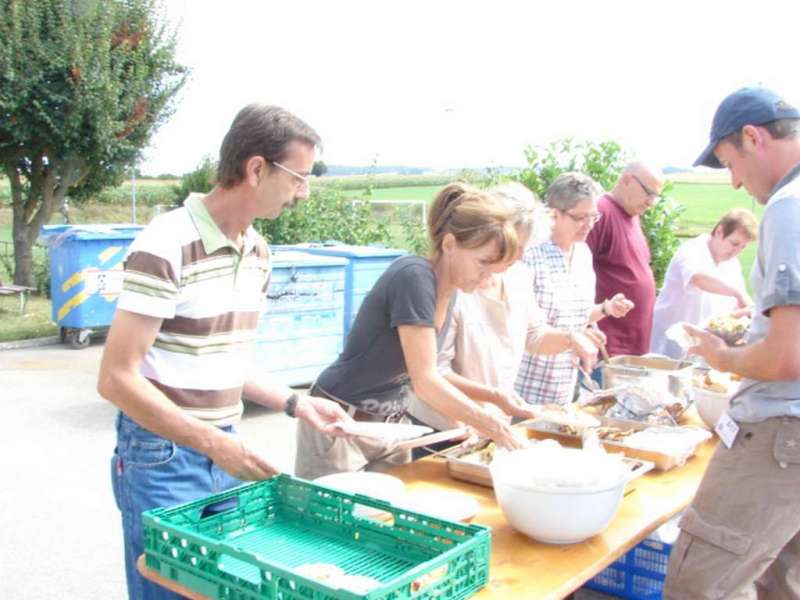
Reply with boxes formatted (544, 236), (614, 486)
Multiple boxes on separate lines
(138, 427), (718, 600)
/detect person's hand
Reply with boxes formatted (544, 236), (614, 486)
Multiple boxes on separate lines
(683, 323), (729, 370)
(583, 323), (607, 347)
(492, 388), (538, 420)
(295, 395), (353, 436)
(730, 306), (753, 319)
(734, 291), (753, 310)
(604, 293), (635, 318)
(479, 412), (528, 451)
(208, 433), (280, 481)
(570, 331), (599, 372)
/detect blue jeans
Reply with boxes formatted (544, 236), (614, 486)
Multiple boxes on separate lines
(111, 412), (242, 599)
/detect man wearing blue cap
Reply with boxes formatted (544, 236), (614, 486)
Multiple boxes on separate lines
(664, 87), (800, 598)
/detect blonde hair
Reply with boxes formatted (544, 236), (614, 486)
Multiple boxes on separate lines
(712, 208), (758, 240)
(427, 182), (519, 264)
(490, 181), (552, 246)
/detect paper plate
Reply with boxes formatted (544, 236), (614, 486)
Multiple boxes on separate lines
(313, 471), (407, 520)
(397, 490), (480, 523)
(332, 421), (432, 441)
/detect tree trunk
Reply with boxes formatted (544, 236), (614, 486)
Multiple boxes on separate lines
(6, 158), (79, 287)
(12, 227), (35, 287)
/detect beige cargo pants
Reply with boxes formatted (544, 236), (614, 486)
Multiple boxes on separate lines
(294, 417), (412, 480)
(663, 417), (800, 599)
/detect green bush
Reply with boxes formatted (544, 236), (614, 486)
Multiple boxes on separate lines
(171, 157), (216, 206)
(517, 138), (626, 199)
(641, 182), (685, 289)
(255, 185), (392, 246)
(513, 138), (680, 287)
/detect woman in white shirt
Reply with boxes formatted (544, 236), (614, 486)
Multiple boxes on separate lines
(650, 208), (757, 359)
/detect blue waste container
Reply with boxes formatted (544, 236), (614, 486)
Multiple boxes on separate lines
(40, 224), (143, 348)
(271, 243), (405, 342)
(255, 250), (347, 386)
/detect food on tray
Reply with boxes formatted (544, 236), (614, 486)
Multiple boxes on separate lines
(599, 385), (686, 425)
(705, 313), (750, 345)
(531, 402), (601, 428)
(460, 442), (496, 465)
(558, 423), (637, 441)
(595, 426), (638, 441)
(694, 369), (741, 394)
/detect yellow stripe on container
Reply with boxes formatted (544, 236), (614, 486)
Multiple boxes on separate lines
(57, 291), (90, 321)
(61, 271), (84, 293)
(98, 246), (122, 265)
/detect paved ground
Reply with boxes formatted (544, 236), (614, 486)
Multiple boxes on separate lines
(0, 339), (612, 599)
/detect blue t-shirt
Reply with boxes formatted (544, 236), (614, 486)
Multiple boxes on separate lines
(730, 162), (800, 422)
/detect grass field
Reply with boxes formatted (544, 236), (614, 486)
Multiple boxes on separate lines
(0, 294), (57, 340)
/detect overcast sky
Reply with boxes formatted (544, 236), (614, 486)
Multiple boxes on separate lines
(139, 0), (800, 175)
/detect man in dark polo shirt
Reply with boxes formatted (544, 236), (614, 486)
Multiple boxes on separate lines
(586, 161), (664, 356)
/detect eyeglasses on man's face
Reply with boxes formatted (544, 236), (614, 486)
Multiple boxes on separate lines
(563, 210), (602, 225)
(631, 174), (661, 201)
(271, 160), (311, 188)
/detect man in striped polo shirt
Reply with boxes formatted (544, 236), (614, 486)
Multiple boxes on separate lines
(98, 105), (350, 600)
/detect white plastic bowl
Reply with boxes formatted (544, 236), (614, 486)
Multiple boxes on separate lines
(489, 446), (629, 544)
(692, 386), (731, 430)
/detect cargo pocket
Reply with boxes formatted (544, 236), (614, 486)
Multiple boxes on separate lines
(773, 422), (800, 468)
(670, 507), (752, 597)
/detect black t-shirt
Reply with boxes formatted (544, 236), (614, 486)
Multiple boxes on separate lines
(313, 256), (453, 415)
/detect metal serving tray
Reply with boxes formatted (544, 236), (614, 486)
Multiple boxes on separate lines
(442, 434), (655, 487)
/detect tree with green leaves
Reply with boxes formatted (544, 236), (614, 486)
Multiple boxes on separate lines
(515, 138), (684, 288)
(311, 160), (328, 177)
(0, 0), (186, 285)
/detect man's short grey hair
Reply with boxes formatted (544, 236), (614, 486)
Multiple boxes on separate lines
(545, 172), (603, 212)
(724, 118), (800, 149)
(489, 182), (552, 245)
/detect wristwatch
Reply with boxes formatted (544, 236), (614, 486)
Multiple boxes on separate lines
(601, 299), (610, 317)
(284, 392), (299, 418)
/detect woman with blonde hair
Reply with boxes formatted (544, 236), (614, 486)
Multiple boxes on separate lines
(408, 181), (599, 440)
(295, 183), (534, 479)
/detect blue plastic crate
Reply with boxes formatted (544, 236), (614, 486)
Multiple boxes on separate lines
(271, 244), (405, 341)
(255, 251), (346, 386)
(40, 224), (143, 346)
(583, 538), (672, 599)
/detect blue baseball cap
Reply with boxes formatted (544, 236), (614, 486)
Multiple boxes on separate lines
(694, 87), (800, 168)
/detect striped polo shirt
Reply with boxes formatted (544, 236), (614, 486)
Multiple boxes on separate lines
(116, 193), (271, 426)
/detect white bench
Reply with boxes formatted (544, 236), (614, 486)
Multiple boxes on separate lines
(0, 284), (36, 314)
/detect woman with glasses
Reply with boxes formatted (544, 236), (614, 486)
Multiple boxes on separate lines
(515, 172), (633, 405)
(294, 183), (535, 479)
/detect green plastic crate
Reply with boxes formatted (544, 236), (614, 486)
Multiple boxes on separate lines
(142, 474), (491, 599)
